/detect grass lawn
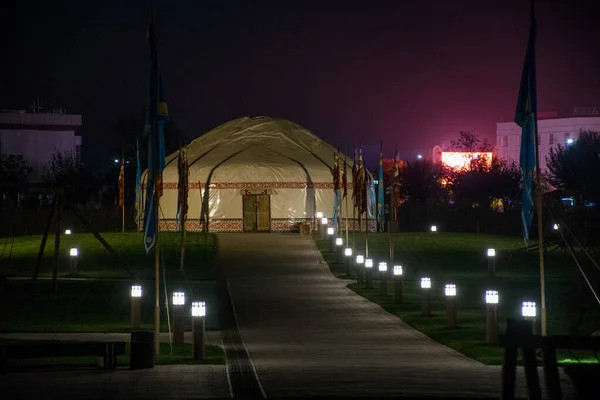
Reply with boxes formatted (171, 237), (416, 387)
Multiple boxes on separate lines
(0, 279), (219, 332)
(0, 231), (216, 280)
(1, 341), (225, 370)
(315, 232), (600, 365)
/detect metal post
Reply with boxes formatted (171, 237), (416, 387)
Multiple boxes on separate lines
(69, 256), (78, 275)
(394, 275), (403, 304)
(486, 303), (499, 345)
(421, 289), (431, 316)
(193, 316), (205, 360)
(379, 265), (388, 296)
(131, 297), (141, 330)
(173, 304), (184, 344)
(446, 296), (457, 328)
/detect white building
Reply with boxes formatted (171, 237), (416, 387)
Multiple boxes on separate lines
(0, 109), (82, 183)
(496, 108), (600, 171)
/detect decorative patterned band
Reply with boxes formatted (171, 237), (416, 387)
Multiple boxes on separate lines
(154, 181), (350, 190)
(157, 218), (376, 233)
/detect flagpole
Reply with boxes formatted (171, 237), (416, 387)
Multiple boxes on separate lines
(530, 0), (546, 337)
(344, 151), (349, 246)
(154, 188), (160, 354)
(122, 149), (125, 233)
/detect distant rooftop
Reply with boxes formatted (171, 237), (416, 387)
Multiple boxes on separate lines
(0, 109), (82, 128)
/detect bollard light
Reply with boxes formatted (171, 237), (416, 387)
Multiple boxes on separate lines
(487, 248), (496, 257)
(522, 301), (536, 318)
(321, 217), (328, 225)
(421, 277), (431, 289)
(192, 301), (206, 317)
(65, 229), (72, 235)
(430, 225), (437, 232)
(173, 292), (185, 306)
(553, 223), (559, 230)
(485, 290), (499, 304)
(356, 254), (364, 264)
(378, 262), (387, 272)
(344, 248), (352, 257)
(131, 285), (142, 298)
(445, 284), (456, 297)
(327, 227), (334, 235)
(316, 212), (323, 219)
(70, 248), (78, 257)
(335, 237), (343, 246)
(365, 258), (373, 268)
(393, 265), (403, 276)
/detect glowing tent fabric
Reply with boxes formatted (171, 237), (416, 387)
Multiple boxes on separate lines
(141, 116), (375, 232)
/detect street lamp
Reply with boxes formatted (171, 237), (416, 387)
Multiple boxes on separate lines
(487, 248), (496, 277)
(393, 265), (403, 303)
(69, 248), (78, 274)
(65, 229), (72, 235)
(430, 225), (437, 232)
(378, 262), (388, 296)
(192, 301), (206, 360)
(131, 285), (142, 330)
(172, 292), (185, 344)
(421, 277), (431, 316)
(356, 254), (364, 284)
(445, 284), (457, 328)
(365, 258), (373, 289)
(485, 290), (499, 344)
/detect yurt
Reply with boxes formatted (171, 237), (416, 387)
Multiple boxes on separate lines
(142, 116), (375, 232)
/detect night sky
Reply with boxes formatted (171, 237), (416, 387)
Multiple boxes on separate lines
(2, 0), (600, 170)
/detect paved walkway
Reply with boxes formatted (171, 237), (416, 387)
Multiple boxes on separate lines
(218, 233), (575, 399)
(0, 332), (229, 399)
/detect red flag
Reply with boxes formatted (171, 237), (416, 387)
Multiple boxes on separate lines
(118, 164), (125, 207)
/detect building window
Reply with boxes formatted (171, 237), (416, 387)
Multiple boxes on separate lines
(503, 136), (508, 147)
(549, 133), (554, 145)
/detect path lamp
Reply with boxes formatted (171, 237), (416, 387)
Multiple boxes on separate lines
(365, 258), (374, 289)
(320, 217), (328, 239)
(356, 254), (364, 284)
(172, 292), (185, 344)
(335, 237), (343, 262)
(430, 225), (437, 232)
(521, 301), (537, 334)
(191, 301), (206, 360)
(421, 277), (432, 316)
(378, 262), (388, 296)
(344, 247), (352, 277)
(327, 227), (335, 250)
(487, 248), (496, 277)
(393, 265), (403, 304)
(316, 212), (323, 233)
(65, 229), (72, 235)
(131, 285), (142, 330)
(485, 290), (499, 344)
(445, 284), (457, 328)
(69, 248), (78, 275)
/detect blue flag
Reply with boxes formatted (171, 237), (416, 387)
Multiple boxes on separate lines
(515, 18), (537, 245)
(377, 146), (384, 232)
(332, 151), (341, 234)
(143, 10), (169, 254)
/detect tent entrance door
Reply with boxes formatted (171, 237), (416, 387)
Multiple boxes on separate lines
(242, 194), (271, 232)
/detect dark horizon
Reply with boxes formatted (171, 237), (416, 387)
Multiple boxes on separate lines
(2, 0), (600, 170)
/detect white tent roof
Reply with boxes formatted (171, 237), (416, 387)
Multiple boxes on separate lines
(159, 116), (358, 183)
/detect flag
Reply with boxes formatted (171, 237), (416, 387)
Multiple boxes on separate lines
(342, 152), (348, 199)
(118, 163), (125, 207)
(176, 146), (189, 230)
(332, 150), (342, 234)
(357, 148), (367, 215)
(377, 144), (384, 232)
(143, 10), (169, 253)
(134, 139), (142, 223)
(351, 149), (358, 208)
(515, 16), (537, 245)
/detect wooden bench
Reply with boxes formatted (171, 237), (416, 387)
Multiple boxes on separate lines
(0, 341), (126, 372)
